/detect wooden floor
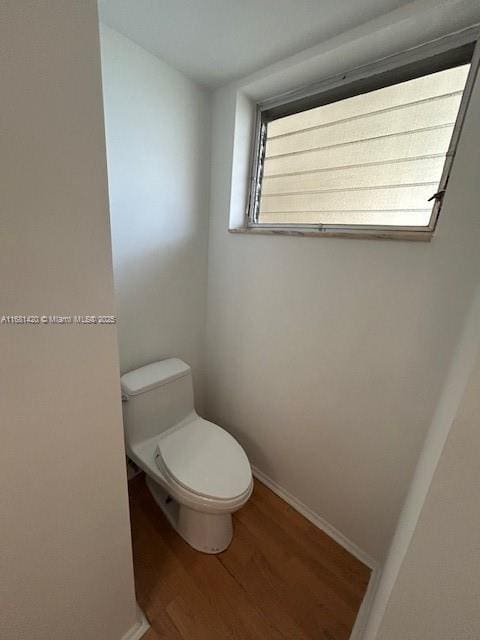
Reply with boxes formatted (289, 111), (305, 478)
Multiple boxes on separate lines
(129, 474), (370, 640)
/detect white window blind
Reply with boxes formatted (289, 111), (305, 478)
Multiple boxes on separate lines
(257, 64), (470, 227)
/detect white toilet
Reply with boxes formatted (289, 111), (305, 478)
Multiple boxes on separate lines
(120, 358), (253, 553)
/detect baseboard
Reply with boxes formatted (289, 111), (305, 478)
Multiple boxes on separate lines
(120, 605), (150, 640)
(251, 466), (380, 640)
(348, 566), (381, 640)
(251, 466), (378, 570)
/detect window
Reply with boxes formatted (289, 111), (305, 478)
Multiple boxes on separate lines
(247, 39), (479, 239)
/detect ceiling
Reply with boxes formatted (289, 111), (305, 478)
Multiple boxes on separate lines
(98, 0), (415, 88)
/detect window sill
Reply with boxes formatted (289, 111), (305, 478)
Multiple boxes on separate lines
(229, 226), (433, 242)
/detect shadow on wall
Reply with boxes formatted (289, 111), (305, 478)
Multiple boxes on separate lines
(113, 237), (205, 375)
(100, 25), (211, 397)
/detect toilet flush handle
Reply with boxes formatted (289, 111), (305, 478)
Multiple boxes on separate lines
(121, 393), (129, 402)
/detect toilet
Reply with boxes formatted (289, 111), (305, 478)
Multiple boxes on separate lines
(120, 358), (253, 553)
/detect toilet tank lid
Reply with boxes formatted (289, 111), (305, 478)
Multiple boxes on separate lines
(120, 358), (190, 396)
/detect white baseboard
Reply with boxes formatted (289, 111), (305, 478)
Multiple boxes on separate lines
(251, 466), (378, 570)
(348, 566), (381, 640)
(120, 605), (150, 640)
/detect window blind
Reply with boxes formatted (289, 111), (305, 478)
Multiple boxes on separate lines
(258, 64), (470, 227)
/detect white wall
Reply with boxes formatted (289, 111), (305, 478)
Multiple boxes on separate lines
(363, 53), (480, 637)
(372, 289), (480, 639)
(204, 1), (480, 562)
(100, 26), (211, 404)
(0, 3), (138, 640)
(363, 280), (480, 639)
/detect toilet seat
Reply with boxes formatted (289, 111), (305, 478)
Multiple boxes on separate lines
(155, 418), (252, 501)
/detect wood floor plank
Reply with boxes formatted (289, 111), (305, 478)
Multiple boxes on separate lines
(236, 496), (366, 611)
(166, 594), (235, 640)
(141, 628), (162, 640)
(161, 526), (285, 640)
(252, 480), (370, 591)
(220, 525), (312, 639)
(129, 475), (369, 640)
(221, 516), (351, 640)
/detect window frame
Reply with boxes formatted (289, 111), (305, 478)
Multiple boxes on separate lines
(245, 28), (480, 241)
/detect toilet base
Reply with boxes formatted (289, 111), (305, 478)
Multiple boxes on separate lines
(145, 475), (233, 554)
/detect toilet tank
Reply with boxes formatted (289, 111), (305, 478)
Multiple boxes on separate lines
(120, 359), (194, 447)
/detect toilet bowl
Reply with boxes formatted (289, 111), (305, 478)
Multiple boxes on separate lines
(120, 358), (252, 553)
